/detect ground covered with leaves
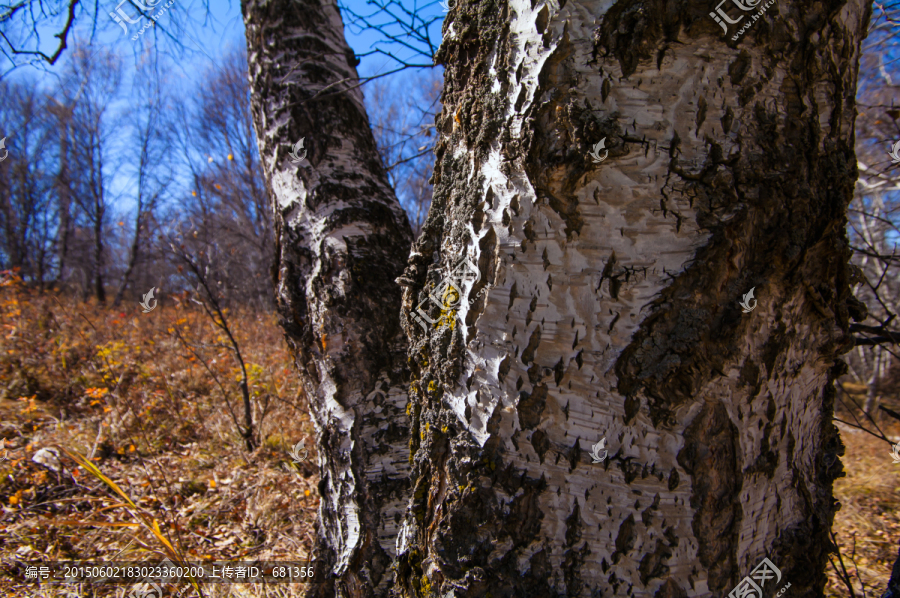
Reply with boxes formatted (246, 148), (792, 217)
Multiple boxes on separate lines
(0, 276), (317, 597)
(827, 382), (900, 597)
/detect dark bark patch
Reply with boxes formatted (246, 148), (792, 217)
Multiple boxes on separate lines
(721, 105), (734, 134)
(562, 541), (590, 597)
(641, 493), (661, 526)
(531, 429), (550, 463)
(553, 357), (565, 386)
(524, 548), (554, 590)
(639, 539), (673, 585)
(472, 198), (485, 235)
(598, 250), (616, 292)
(614, 513), (637, 560)
(766, 395), (777, 422)
(498, 354), (511, 383)
(728, 51), (752, 85)
(466, 227), (497, 328)
(695, 96), (707, 136)
(517, 384), (548, 430)
(566, 437), (582, 472)
(547, 189), (585, 240)
(624, 394), (641, 424)
(535, 4), (550, 34)
(745, 424), (779, 479)
(607, 571), (621, 593)
(621, 459), (641, 484)
(654, 577), (689, 598)
(521, 325), (542, 365)
(738, 358), (760, 391)
(676, 401), (740, 593)
(667, 468), (679, 491)
(592, 0), (666, 78)
(565, 500), (583, 547)
(760, 324), (787, 376)
(505, 476), (548, 546)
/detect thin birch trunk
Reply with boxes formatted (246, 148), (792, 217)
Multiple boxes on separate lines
(242, 0), (414, 595)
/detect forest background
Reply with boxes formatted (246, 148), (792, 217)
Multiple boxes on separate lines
(0, 0), (898, 595)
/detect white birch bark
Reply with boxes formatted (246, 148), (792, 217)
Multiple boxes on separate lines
(241, 0), (413, 595)
(395, 0), (869, 595)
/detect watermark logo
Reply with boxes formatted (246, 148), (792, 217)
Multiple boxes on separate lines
(439, 0), (455, 11)
(117, 581), (163, 598)
(889, 140), (900, 164)
(140, 287), (157, 313)
(110, 0), (158, 34)
(57, 587), (84, 598)
(289, 441), (309, 464)
(109, 0), (177, 41)
(411, 252), (480, 333)
(588, 138), (608, 163)
(709, 0), (776, 41)
(589, 438), (608, 463)
(0, 137), (7, 162)
(289, 138), (307, 163)
(891, 441), (900, 464)
(728, 557), (783, 598)
(739, 287), (757, 313)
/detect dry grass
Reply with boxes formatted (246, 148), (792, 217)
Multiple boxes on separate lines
(0, 274), (318, 597)
(827, 382), (900, 597)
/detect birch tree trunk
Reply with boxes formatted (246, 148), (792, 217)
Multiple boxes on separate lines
(241, 0), (414, 595)
(394, 0), (870, 596)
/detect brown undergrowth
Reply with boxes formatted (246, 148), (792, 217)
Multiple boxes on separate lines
(0, 273), (317, 597)
(827, 381), (900, 597)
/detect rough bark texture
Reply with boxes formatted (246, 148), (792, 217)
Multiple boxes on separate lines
(395, 0), (869, 596)
(241, 0), (414, 595)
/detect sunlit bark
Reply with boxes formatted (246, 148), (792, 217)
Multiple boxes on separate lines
(242, 0), (413, 595)
(394, 0), (869, 595)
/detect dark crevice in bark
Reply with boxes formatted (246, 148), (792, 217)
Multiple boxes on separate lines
(676, 401), (742, 594)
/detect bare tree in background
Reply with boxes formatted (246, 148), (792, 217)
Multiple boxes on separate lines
(839, 0), (900, 419)
(367, 69), (442, 236)
(112, 65), (172, 307)
(48, 93), (76, 290)
(64, 49), (123, 303)
(171, 50), (274, 309)
(338, 0), (441, 76)
(0, 79), (57, 287)
(821, 1), (900, 596)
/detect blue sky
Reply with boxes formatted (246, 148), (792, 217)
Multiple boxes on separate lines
(1, 0), (444, 94)
(0, 0), (444, 217)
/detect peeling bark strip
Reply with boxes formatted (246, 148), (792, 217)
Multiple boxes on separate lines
(396, 0), (868, 595)
(241, 0), (413, 595)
